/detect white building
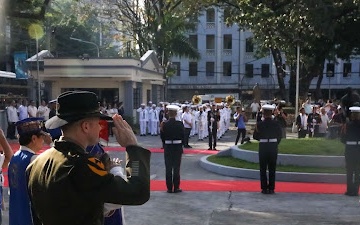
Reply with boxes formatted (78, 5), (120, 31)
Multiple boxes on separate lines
(169, 7), (360, 102)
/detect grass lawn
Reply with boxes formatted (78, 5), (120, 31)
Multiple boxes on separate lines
(207, 155), (345, 174)
(239, 138), (344, 156)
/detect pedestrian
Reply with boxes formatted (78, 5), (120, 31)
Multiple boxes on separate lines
(340, 106), (360, 196)
(8, 118), (52, 225)
(274, 106), (288, 138)
(234, 106), (248, 145)
(27, 91), (151, 225)
(250, 99), (260, 119)
(296, 107), (308, 138)
(318, 107), (330, 137)
(161, 104), (184, 193)
(254, 104), (282, 194)
(37, 100), (50, 121)
(0, 128), (14, 224)
(27, 100), (38, 118)
(6, 100), (19, 140)
(17, 99), (29, 120)
(307, 105), (322, 137)
(207, 104), (220, 150)
(182, 106), (192, 148)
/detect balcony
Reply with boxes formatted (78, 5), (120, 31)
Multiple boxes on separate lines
(223, 49), (232, 56)
(206, 22), (215, 29)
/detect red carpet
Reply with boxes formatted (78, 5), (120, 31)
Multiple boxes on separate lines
(151, 180), (346, 194)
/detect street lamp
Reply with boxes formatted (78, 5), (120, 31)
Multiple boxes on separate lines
(70, 37), (100, 57)
(295, 41), (300, 119)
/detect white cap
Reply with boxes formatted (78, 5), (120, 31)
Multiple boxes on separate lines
(166, 105), (180, 111)
(141, 103), (146, 106)
(152, 104), (156, 107)
(337, 105), (342, 110)
(262, 104), (275, 111)
(349, 106), (360, 113)
(148, 101), (152, 104)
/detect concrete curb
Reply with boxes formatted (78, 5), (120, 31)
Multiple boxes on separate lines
(199, 155), (346, 184)
(229, 146), (345, 168)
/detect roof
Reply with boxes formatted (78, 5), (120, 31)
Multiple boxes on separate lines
(0, 71), (16, 79)
(26, 50), (54, 62)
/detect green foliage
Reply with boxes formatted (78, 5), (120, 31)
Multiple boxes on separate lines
(207, 155), (345, 174)
(240, 138), (345, 156)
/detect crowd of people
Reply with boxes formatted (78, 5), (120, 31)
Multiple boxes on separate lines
(137, 101), (233, 150)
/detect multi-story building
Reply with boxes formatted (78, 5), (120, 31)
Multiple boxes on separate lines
(169, 7), (360, 102)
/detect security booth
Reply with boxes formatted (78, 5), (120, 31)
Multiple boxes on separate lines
(30, 50), (165, 122)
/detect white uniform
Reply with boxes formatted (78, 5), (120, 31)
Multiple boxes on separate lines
(197, 110), (207, 140)
(137, 107), (148, 135)
(149, 107), (159, 135)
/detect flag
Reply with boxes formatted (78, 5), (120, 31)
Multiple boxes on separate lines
(99, 120), (109, 142)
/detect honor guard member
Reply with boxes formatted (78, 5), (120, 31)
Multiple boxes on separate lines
(207, 104), (220, 150)
(26, 91), (151, 225)
(340, 106), (360, 196)
(161, 105), (184, 193)
(255, 104), (282, 194)
(8, 118), (52, 225)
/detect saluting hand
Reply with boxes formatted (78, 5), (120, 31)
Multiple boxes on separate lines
(112, 114), (138, 147)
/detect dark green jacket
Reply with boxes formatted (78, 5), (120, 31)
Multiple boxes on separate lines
(26, 139), (151, 225)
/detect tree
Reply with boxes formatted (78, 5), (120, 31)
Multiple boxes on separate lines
(194, 0), (360, 103)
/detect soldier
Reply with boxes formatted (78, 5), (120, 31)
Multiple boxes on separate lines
(161, 105), (184, 193)
(207, 104), (220, 150)
(137, 103), (148, 136)
(27, 91), (151, 225)
(340, 106), (360, 196)
(254, 104), (282, 194)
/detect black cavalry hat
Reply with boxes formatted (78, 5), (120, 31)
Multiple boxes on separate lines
(45, 91), (111, 129)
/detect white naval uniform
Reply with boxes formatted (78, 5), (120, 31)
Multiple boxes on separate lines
(137, 108), (148, 135)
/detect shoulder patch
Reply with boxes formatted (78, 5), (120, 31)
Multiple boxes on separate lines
(87, 157), (107, 176)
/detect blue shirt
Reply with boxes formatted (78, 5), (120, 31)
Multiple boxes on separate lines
(234, 113), (246, 129)
(9, 148), (35, 225)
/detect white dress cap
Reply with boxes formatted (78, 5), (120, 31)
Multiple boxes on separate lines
(349, 106), (360, 113)
(262, 104), (275, 111)
(166, 105), (180, 111)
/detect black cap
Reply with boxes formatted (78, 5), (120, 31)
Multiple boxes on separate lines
(45, 91), (111, 129)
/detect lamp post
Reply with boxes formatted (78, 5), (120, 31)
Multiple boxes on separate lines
(295, 41), (300, 119)
(70, 37), (100, 57)
(36, 36), (40, 106)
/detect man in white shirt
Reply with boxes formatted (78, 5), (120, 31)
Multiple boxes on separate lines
(37, 100), (50, 121)
(6, 100), (19, 139)
(18, 100), (29, 120)
(27, 100), (38, 118)
(149, 104), (159, 136)
(319, 107), (330, 137)
(250, 100), (260, 119)
(181, 106), (192, 148)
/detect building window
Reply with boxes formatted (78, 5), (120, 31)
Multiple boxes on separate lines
(261, 64), (270, 77)
(223, 62), (232, 76)
(206, 8), (215, 22)
(206, 35), (215, 49)
(206, 62), (215, 76)
(223, 34), (232, 50)
(189, 62), (198, 76)
(172, 62), (180, 76)
(245, 38), (254, 52)
(326, 63), (335, 77)
(245, 63), (253, 77)
(189, 35), (198, 49)
(343, 63), (351, 77)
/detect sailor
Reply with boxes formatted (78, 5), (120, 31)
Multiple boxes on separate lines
(254, 104), (282, 194)
(340, 106), (360, 196)
(161, 105), (184, 193)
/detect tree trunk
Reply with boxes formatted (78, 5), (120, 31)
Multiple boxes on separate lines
(271, 48), (286, 100)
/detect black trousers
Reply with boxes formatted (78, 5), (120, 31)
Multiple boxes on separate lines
(208, 127), (217, 149)
(235, 128), (246, 145)
(345, 149), (360, 195)
(183, 128), (191, 147)
(259, 145), (278, 191)
(164, 144), (183, 191)
(6, 122), (16, 139)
